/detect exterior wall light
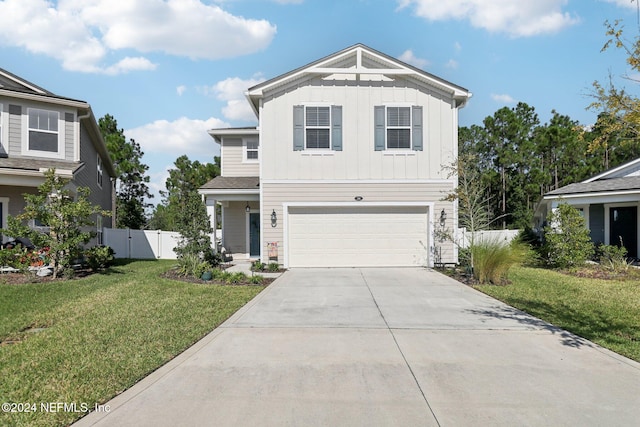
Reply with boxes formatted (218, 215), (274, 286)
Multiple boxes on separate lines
(354, 196), (363, 201)
(271, 209), (277, 227)
(440, 209), (447, 227)
(245, 202), (251, 213)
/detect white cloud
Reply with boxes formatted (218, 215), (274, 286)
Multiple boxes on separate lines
(125, 116), (229, 159)
(104, 57), (158, 75)
(491, 93), (516, 104)
(397, 0), (579, 37)
(200, 75), (266, 122)
(603, 0), (638, 9)
(398, 49), (429, 69)
(0, 0), (276, 74)
(445, 59), (459, 69)
(176, 85), (187, 96)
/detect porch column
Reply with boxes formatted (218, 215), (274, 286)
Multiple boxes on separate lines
(204, 196), (218, 252)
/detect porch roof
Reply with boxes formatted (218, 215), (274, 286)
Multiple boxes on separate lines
(0, 158), (83, 183)
(545, 176), (640, 197)
(200, 176), (259, 191)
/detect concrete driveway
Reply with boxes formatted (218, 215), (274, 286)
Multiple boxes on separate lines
(76, 268), (640, 427)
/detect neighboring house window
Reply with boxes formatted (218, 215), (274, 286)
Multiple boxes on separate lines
(374, 105), (423, 151)
(28, 108), (59, 153)
(293, 105), (342, 151)
(245, 139), (259, 161)
(97, 154), (103, 188)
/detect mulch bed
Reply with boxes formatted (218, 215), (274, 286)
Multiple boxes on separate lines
(161, 269), (275, 286)
(0, 268), (95, 285)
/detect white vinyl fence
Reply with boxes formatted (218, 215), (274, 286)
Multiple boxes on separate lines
(458, 228), (521, 249)
(103, 228), (181, 259)
(103, 228), (221, 259)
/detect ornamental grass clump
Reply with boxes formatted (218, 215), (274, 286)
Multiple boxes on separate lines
(471, 239), (527, 285)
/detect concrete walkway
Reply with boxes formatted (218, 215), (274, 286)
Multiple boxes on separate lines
(75, 268), (640, 426)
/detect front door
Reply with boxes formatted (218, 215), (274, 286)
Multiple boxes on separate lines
(610, 207), (638, 259)
(249, 213), (260, 257)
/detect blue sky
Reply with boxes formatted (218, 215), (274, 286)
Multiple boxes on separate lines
(1, 0), (639, 203)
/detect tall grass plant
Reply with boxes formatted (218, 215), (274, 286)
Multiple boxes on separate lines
(471, 239), (527, 285)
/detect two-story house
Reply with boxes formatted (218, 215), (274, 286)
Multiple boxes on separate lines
(199, 44), (471, 268)
(0, 68), (114, 241)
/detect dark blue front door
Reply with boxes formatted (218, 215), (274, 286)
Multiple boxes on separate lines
(249, 213), (260, 257)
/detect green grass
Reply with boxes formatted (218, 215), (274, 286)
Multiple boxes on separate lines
(0, 259), (264, 427)
(475, 266), (640, 362)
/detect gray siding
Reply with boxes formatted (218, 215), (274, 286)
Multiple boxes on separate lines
(77, 122), (112, 227)
(65, 112), (74, 161)
(589, 204), (605, 245)
(0, 185), (38, 218)
(8, 104), (21, 155)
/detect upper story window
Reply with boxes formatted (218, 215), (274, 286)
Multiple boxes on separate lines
(29, 108), (59, 152)
(245, 139), (259, 161)
(305, 106), (331, 149)
(24, 107), (64, 159)
(293, 105), (342, 151)
(386, 107), (411, 149)
(97, 154), (103, 188)
(374, 105), (423, 152)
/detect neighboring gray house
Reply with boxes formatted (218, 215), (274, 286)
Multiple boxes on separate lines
(200, 44), (471, 268)
(0, 68), (115, 242)
(534, 157), (640, 259)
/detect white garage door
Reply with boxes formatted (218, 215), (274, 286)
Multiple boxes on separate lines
(287, 206), (429, 267)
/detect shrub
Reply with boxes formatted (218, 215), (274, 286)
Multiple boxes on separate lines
(85, 246), (115, 272)
(176, 254), (211, 278)
(248, 274), (264, 284)
(471, 240), (527, 285)
(0, 247), (31, 272)
(543, 203), (594, 269)
(225, 272), (247, 285)
(597, 241), (631, 273)
(268, 262), (280, 272)
(251, 260), (266, 271)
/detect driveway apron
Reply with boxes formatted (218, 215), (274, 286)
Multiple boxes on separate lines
(75, 268), (640, 427)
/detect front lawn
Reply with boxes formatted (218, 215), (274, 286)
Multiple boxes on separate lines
(0, 259), (265, 427)
(475, 265), (640, 362)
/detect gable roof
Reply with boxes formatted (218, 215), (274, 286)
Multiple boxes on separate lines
(246, 44), (472, 116)
(583, 157), (640, 183)
(545, 176), (640, 197)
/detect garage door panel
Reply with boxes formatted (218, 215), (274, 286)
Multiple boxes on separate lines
(287, 206), (429, 267)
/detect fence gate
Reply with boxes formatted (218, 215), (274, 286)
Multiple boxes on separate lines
(103, 228), (182, 259)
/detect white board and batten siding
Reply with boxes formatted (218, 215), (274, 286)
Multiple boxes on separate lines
(260, 78), (457, 182)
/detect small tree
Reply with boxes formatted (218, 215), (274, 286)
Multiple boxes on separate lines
(543, 203), (594, 268)
(173, 191), (213, 260)
(3, 169), (110, 278)
(443, 153), (505, 272)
